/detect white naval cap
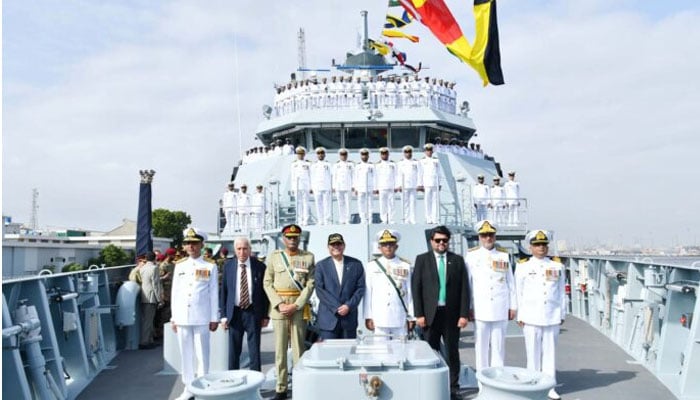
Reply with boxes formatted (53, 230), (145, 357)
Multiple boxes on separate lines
(182, 227), (207, 243)
(295, 146), (307, 154)
(359, 148), (370, 155)
(338, 148), (349, 155)
(474, 220), (497, 234)
(526, 229), (551, 245)
(377, 229), (400, 244)
(315, 146), (326, 154)
(379, 147), (389, 153)
(402, 145), (414, 152)
(508, 171), (516, 176)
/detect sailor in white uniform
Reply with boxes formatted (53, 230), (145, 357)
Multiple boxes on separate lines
(353, 148), (375, 224)
(237, 184), (251, 233)
(397, 145), (421, 224)
(332, 148), (354, 224)
(490, 177), (506, 225)
(515, 230), (566, 400)
(385, 76), (398, 108)
(170, 228), (219, 400)
(419, 143), (441, 224)
(290, 146), (311, 225)
(504, 171), (521, 226)
(466, 220), (516, 371)
(364, 230), (415, 339)
(310, 147), (333, 225)
(374, 147), (397, 224)
(221, 182), (238, 234)
(251, 184), (266, 231)
(374, 75), (386, 108)
(473, 175), (491, 222)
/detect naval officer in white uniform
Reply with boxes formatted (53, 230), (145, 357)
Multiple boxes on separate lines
(353, 148), (375, 224)
(374, 147), (397, 224)
(397, 145), (421, 224)
(170, 228), (219, 400)
(290, 146), (311, 225)
(221, 182), (237, 234)
(515, 230), (566, 400)
(466, 220), (516, 371)
(364, 230), (415, 339)
(332, 148), (354, 224)
(504, 171), (521, 226)
(419, 143), (441, 224)
(310, 147), (332, 225)
(473, 175), (491, 222)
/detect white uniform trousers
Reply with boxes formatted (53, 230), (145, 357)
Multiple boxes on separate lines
(251, 212), (263, 231)
(314, 190), (331, 225)
(523, 324), (559, 383)
(475, 204), (488, 221)
(424, 187), (439, 224)
(401, 189), (417, 224)
(474, 320), (508, 370)
(294, 190), (310, 225)
(378, 189), (395, 224)
(223, 208), (236, 233)
(374, 326), (406, 341)
(336, 190), (351, 224)
(507, 204), (520, 226)
(356, 192), (372, 224)
(489, 206), (506, 226)
(177, 324), (211, 387)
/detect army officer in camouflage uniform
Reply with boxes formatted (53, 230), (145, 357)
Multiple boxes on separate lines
(263, 224), (315, 400)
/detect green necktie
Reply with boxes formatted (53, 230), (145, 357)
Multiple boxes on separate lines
(438, 255), (446, 303)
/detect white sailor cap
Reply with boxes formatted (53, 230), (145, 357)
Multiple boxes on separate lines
(182, 227), (207, 243)
(424, 143), (434, 150)
(477, 174), (485, 179)
(493, 176), (501, 181)
(379, 147), (389, 154)
(402, 145), (414, 152)
(474, 220), (497, 234)
(315, 146), (326, 154)
(377, 229), (400, 244)
(227, 181), (235, 187)
(508, 171), (516, 176)
(338, 148), (348, 155)
(526, 230), (551, 245)
(295, 146), (307, 154)
(359, 148), (370, 155)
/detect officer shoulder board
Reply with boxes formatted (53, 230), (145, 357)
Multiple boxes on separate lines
(175, 258), (187, 264)
(398, 256), (411, 264)
(550, 256), (562, 263)
(468, 246), (479, 252)
(517, 257), (530, 264)
(496, 246), (509, 253)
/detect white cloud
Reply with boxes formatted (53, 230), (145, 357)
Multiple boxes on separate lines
(3, 1), (699, 247)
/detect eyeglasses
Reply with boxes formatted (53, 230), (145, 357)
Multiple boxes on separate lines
(432, 238), (449, 244)
(479, 233), (495, 237)
(379, 242), (396, 247)
(532, 243), (548, 247)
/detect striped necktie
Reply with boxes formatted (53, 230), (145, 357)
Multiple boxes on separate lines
(239, 264), (250, 309)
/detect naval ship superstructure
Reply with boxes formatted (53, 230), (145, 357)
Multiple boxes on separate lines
(220, 12), (527, 262)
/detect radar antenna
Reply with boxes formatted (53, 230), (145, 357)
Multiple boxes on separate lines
(297, 28), (307, 80)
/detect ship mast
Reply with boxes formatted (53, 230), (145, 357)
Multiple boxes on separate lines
(297, 28), (307, 80)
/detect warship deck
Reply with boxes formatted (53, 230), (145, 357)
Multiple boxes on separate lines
(78, 316), (676, 400)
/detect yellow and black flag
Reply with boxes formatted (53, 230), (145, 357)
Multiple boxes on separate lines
(472, 0), (504, 85)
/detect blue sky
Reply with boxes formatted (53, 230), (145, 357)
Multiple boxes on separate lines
(3, 0), (700, 248)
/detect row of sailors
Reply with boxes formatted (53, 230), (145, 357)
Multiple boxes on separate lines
(241, 140), (485, 166)
(273, 75), (458, 116)
(221, 183), (267, 234)
(473, 173), (522, 226)
(291, 144), (442, 226)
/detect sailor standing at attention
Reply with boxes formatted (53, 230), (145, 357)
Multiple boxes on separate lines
(251, 184), (266, 232)
(170, 228), (219, 400)
(263, 224), (315, 400)
(374, 147), (398, 224)
(466, 220), (516, 371)
(221, 182), (238, 234)
(237, 184), (251, 233)
(473, 175), (491, 222)
(353, 148), (375, 224)
(419, 143), (441, 224)
(397, 145), (421, 224)
(490, 177), (506, 225)
(332, 148), (354, 224)
(504, 171), (521, 226)
(290, 146), (311, 225)
(310, 147), (333, 225)
(515, 230), (566, 400)
(364, 230), (415, 339)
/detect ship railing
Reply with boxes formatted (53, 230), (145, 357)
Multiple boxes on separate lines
(558, 255), (700, 399)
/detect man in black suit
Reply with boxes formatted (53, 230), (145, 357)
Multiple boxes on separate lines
(220, 236), (270, 370)
(412, 226), (470, 400)
(314, 233), (365, 339)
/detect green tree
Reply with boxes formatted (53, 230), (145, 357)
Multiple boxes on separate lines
(62, 262), (84, 273)
(152, 208), (192, 247)
(99, 244), (132, 267)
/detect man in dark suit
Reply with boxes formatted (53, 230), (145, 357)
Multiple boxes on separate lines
(314, 233), (365, 339)
(412, 226), (470, 400)
(220, 236), (270, 370)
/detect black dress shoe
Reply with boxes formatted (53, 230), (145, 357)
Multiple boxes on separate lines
(273, 391), (288, 400)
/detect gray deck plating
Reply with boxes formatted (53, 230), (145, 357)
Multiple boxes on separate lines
(78, 316), (675, 400)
